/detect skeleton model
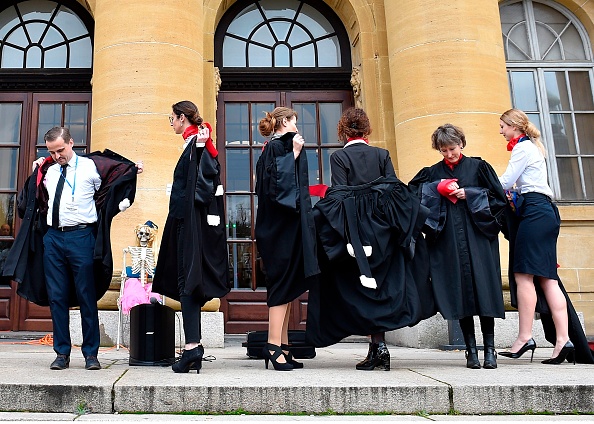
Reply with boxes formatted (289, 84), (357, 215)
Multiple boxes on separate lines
(123, 223), (157, 285)
(117, 221), (159, 349)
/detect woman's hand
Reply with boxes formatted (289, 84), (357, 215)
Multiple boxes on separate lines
(450, 188), (466, 200)
(293, 133), (305, 159)
(196, 125), (210, 144)
(135, 161), (144, 174)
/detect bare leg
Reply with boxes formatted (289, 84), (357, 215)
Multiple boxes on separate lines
(268, 303), (289, 363)
(509, 273), (537, 352)
(539, 277), (569, 358)
(281, 303), (291, 347)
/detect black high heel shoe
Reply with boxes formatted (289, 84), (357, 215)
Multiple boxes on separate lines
(172, 345), (204, 373)
(499, 338), (536, 362)
(542, 341), (575, 365)
(356, 341), (390, 371)
(281, 343), (303, 369)
(263, 343), (293, 371)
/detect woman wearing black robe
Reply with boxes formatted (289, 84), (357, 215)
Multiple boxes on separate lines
(255, 107), (319, 371)
(306, 108), (435, 371)
(152, 101), (229, 373)
(409, 124), (507, 369)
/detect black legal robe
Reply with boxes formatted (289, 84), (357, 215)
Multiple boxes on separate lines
(306, 143), (435, 347)
(409, 156), (508, 320)
(254, 132), (319, 307)
(152, 139), (229, 304)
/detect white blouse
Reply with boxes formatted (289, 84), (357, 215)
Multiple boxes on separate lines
(499, 140), (554, 198)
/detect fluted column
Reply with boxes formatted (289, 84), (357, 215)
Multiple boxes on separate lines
(91, 0), (205, 253)
(384, 0), (511, 181)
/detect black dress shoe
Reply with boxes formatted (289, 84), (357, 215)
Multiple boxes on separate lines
(85, 356), (101, 370)
(50, 354), (70, 370)
(172, 345), (204, 373)
(542, 341), (575, 365)
(356, 341), (390, 371)
(499, 338), (536, 362)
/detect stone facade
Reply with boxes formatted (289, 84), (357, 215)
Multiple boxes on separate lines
(73, 0), (594, 335)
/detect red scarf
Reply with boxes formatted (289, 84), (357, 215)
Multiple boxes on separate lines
(443, 153), (463, 170)
(506, 133), (529, 152)
(347, 137), (368, 144)
(183, 123), (218, 157)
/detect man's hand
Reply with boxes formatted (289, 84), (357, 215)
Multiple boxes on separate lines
(31, 157), (45, 172)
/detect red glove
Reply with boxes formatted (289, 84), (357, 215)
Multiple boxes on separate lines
(437, 178), (459, 204)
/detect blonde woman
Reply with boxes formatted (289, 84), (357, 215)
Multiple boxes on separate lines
(498, 108), (574, 364)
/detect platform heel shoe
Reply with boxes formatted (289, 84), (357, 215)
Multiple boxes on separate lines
(462, 331), (481, 369)
(356, 341), (390, 371)
(499, 338), (536, 362)
(263, 343), (293, 371)
(482, 333), (497, 369)
(172, 345), (204, 373)
(281, 343), (303, 369)
(542, 341), (575, 365)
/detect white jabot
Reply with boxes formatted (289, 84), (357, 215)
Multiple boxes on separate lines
(499, 140), (554, 198)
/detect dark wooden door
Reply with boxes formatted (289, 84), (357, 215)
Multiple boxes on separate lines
(0, 92), (91, 331)
(217, 90), (352, 334)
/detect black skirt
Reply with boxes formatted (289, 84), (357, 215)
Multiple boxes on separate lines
(514, 192), (560, 279)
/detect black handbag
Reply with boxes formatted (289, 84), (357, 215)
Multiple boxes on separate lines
(242, 330), (316, 359)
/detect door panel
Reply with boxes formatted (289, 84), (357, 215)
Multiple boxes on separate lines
(218, 90), (352, 333)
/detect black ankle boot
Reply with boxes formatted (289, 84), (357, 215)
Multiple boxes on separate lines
(172, 345), (204, 373)
(356, 341), (390, 371)
(483, 333), (497, 369)
(462, 331), (481, 369)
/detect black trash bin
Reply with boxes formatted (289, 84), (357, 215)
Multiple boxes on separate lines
(129, 303), (176, 366)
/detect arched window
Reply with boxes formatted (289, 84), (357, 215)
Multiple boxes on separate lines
(215, 0), (351, 90)
(501, 0), (594, 201)
(0, 0), (92, 69)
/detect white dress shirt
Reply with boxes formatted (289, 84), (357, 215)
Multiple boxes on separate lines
(44, 152), (102, 227)
(499, 140), (554, 198)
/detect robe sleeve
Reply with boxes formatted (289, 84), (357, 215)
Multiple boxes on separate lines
(256, 141), (298, 211)
(383, 152), (397, 179)
(478, 160), (508, 222)
(330, 151), (348, 186)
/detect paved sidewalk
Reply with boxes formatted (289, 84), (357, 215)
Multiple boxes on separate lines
(0, 335), (593, 417)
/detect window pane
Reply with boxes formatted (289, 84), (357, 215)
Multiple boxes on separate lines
(227, 4), (259, 37)
(226, 149), (250, 192)
(54, 8), (88, 39)
(248, 44), (272, 67)
(569, 72), (594, 111)
(583, 158), (594, 200)
(225, 103), (249, 145)
(511, 72), (538, 111)
(550, 113), (576, 155)
(575, 114), (594, 155)
(252, 26), (274, 45)
(38, 103), (62, 144)
(65, 104), (88, 145)
(288, 26), (310, 46)
(319, 103), (341, 144)
(536, 23), (562, 60)
(0, 103), (22, 144)
(305, 148), (320, 186)
(44, 44), (67, 68)
(322, 148), (340, 185)
(223, 37), (246, 67)
(0, 148), (19, 190)
(41, 27), (64, 48)
(1, 45), (24, 68)
(317, 37), (341, 67)
(270, 21), (291, 42)
(26, 22), (47, 44)
(6, 26), (28, 48)
(26, 46), (42, 68)
(252, 148), (262, 191)
(226, 195), (252, 239)
(544, 72), (570, 110)
(293, 103), (317, 144)
(261, 0), (297, 20)
(293, 43), (315, 67)
(299, 3), (335, 38)
(0, 193), (15, 275)
(69, 37), (93, 68)
(274, 44), (290, 67)
(0, 6), (19, 40)
(561, 25), (586, 60)
(228, 242), (253, 289)
(251, 103), (275, 145)
(556, 157), (583, 200)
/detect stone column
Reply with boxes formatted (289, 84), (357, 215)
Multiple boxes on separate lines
(384, 0), (511, 181)
(91, 0), (206, 255)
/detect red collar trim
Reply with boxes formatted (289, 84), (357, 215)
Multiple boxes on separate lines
(444, 153), (463, 170)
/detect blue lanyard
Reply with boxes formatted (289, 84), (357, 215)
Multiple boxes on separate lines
(62, 156), (78, 201)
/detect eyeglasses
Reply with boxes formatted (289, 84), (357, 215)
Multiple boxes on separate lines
(168, 115), (175, 124)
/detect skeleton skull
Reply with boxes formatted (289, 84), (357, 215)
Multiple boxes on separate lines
(134, 224), (155, 248)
